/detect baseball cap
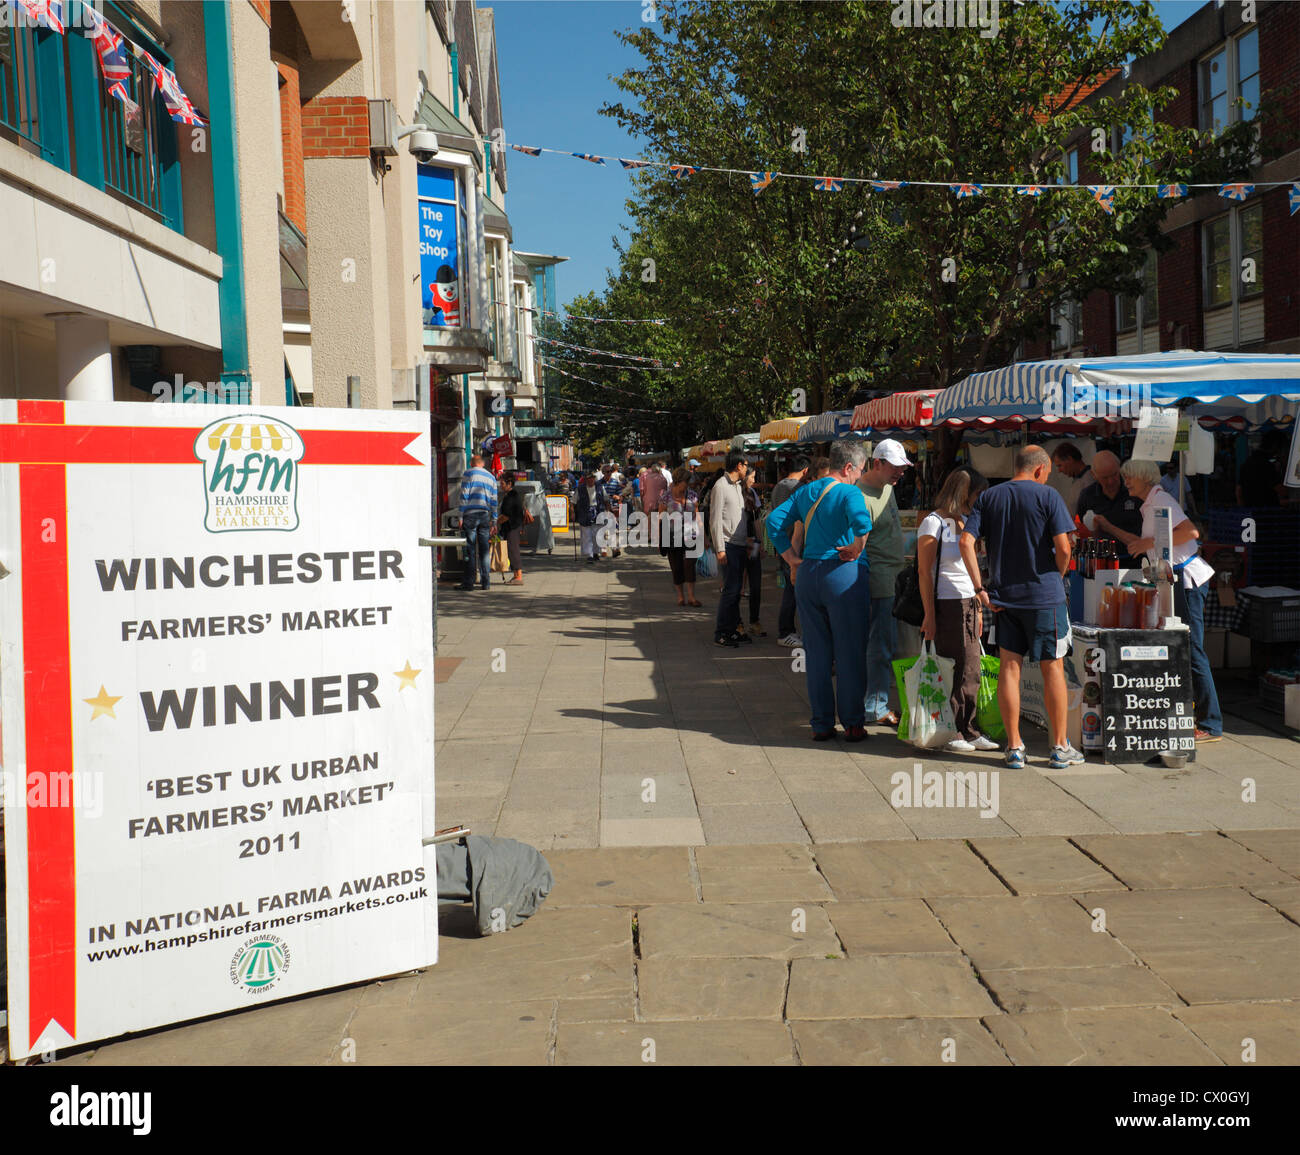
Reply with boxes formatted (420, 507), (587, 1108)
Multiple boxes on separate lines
(688, 458), (701, 467)
(873, 438), (914, 467)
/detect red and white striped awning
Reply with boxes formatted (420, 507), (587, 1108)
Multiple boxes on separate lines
(851, 390), (939, 431)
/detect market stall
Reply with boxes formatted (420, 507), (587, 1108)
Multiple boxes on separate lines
(798, 410), (856, 442)
(851, 389), (940, 432)
(933, 350), (1300, 751)
(759, 416), (811, 444)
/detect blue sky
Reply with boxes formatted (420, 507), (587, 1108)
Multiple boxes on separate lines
(494, 0), (1209, 309)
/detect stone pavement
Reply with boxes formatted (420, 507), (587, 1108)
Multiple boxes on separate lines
(40, 549), (1300, 1066)
(435, 551), (1300, 848)
(57, 832), (1300, 1065)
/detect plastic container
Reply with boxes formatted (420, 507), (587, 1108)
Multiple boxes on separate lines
(1099, 584), (1120, 628)
(1118, 585), (1138, 629)
(1137, 584), (1159, 629)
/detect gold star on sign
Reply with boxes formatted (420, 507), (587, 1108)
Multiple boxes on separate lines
(83, 685), (123, 720)
(394, 661), (421, 690)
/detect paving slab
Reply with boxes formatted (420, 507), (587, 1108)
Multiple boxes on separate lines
(1222, 829), (1300, 875)
(1077, 887), (1300, 1003)
(554, 996), (636, 1024)
(638, 902), (840, 960)
(697, 802), (811, 845)
(814, 840), (1009, 900)
(787, 793), (917, 842)
(638, 958), (788, 1021)
(555, 1020), (796, 1065)
(1173, 1001), (1300, 1065)
(1073, 831), (1295, 889)
(429, 906), (631, 973)
(984, 1007), (1221, 1065)
(332, 1000), (552, 1065)
(1248, 882), (1300, 922)
(828, 899), (958, 956)
(792, 1018), (1011, 1065)
(83, 988), (361, 1066)
(694, 843), (833, 902)
(980, 966), (1181, 1013)
(543, 847), (696, 905)
(786, 956), (997, 1020)
(998, 809), (1120, 836)
(927, 895), (1136, 970)
(968, 836), (1126, 895)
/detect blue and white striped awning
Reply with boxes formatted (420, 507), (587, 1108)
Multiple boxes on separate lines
(798, 410), (855, 442)
(934, 352), (1300, 426)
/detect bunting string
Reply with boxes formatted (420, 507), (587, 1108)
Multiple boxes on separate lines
(505, 140), (1299, 215)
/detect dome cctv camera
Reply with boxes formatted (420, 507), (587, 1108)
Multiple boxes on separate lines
(408, 130), (439, 163)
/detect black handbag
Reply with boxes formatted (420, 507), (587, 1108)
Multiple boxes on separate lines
(893, 562), (924, 625)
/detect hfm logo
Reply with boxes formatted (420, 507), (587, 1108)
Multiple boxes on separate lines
(194, 415), (304, 533)
(230, 935), (291, 995)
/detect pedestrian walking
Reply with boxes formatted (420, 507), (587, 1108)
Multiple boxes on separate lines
(857, 439), (911, 726)
(660, 467), (702, 606)
(918, 467), (999, 753)
(770, 455), (810, 647)
(740, 468), (766, 636)
(598, 464), (623, 557)
(1103, 458), (1222, 742)
(497, 473), (526, 584)
(709, 452), (752, 647)
(457, 453), (498, 591)
(574, 472), (606, 564)
(767, 440), (873, 741)
(959, 445), (1083, 770)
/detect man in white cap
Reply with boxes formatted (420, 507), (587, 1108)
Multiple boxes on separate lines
(857, 439), (912, 725)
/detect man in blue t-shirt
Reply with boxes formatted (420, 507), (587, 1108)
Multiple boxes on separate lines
(960, 445), (1081, 771)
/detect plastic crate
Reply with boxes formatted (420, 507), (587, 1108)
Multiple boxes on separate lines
(1243, 594), (1300, 642)
(1258, 675), (1300, 714)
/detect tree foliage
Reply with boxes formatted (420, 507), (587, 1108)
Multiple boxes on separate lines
(547, 0), (1270, 450)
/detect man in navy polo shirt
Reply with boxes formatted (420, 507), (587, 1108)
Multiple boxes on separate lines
(960, 445), (1083, 770)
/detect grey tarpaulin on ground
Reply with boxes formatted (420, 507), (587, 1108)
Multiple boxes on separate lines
(435, 835), (554, 935)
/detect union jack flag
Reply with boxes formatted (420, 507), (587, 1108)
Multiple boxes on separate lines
(141, 49), (206, 126)
(749, 171), (776, 194)
(619, 158), (650, 169)
(870, 180), (906, 191)
(1016, 185), (1044, 197)
(814, 177), (843, 192)
(669, 164), (696, 180)
(572, 153), (605, 165)
(1218, 182), (1254, 201)
(17, 0), (64, 34)
(511, 144), (542, 156)
(1088, 185), (1116, 214)
(83, 6), (131, 103)
(1157, 183), (1187, 199)
(950, 183), (982, 198)
(1290, 182), (1300, 217)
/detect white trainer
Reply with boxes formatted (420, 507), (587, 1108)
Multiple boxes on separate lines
(969, 734), (1000, 751)
(946, 738), (976, 753)
(777, 634), (802, 648)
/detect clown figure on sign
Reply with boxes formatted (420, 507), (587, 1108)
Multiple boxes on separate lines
(428, 265), (460, 327)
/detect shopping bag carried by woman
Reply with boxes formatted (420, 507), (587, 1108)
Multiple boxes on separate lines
(696, 545), (717, 579)
(976, 643), (1006, 741)
(903, 641), (959, 749)
(490, 535), (509, 574)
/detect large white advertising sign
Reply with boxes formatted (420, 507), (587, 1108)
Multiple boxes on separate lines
(1, 401), (436, 1060)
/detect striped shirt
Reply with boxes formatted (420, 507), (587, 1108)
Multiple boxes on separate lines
(459, 467), (498, 521)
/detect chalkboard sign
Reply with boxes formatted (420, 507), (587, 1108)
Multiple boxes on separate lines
(1095, 628), (1197, 763)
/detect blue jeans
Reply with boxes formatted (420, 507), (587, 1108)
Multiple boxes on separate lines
(715, 542), (748, 636)
(864, 594), (895, 720)
(778, 558), (798, 636)
(796, 558), (870, 731)
(1176, 580), (1223, 737)
(460, 510), (492, 588)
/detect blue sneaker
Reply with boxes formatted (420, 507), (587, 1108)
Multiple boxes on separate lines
(1003, 745), (1025, 769)
(1049, 744), (1086, 769)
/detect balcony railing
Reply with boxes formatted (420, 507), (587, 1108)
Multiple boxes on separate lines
(0, 23), (51, 158)
(0, 3), (181, 228)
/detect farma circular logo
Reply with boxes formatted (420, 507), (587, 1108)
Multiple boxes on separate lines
(230, 935), (291, 994)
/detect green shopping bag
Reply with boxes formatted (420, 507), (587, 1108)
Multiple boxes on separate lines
(892, 653), (921, 741)
(977, 647), (1006, 741)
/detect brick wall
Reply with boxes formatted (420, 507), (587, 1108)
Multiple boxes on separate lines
(1083, 288), (1115, 355)
(1157, 225), (1200, 350)
(301, 96), (371, 159)
(1262, 184), (1298, 344)
(277, 62), (306, 233)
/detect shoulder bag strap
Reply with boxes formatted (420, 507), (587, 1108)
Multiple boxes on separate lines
(799, 479), (840, 555)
